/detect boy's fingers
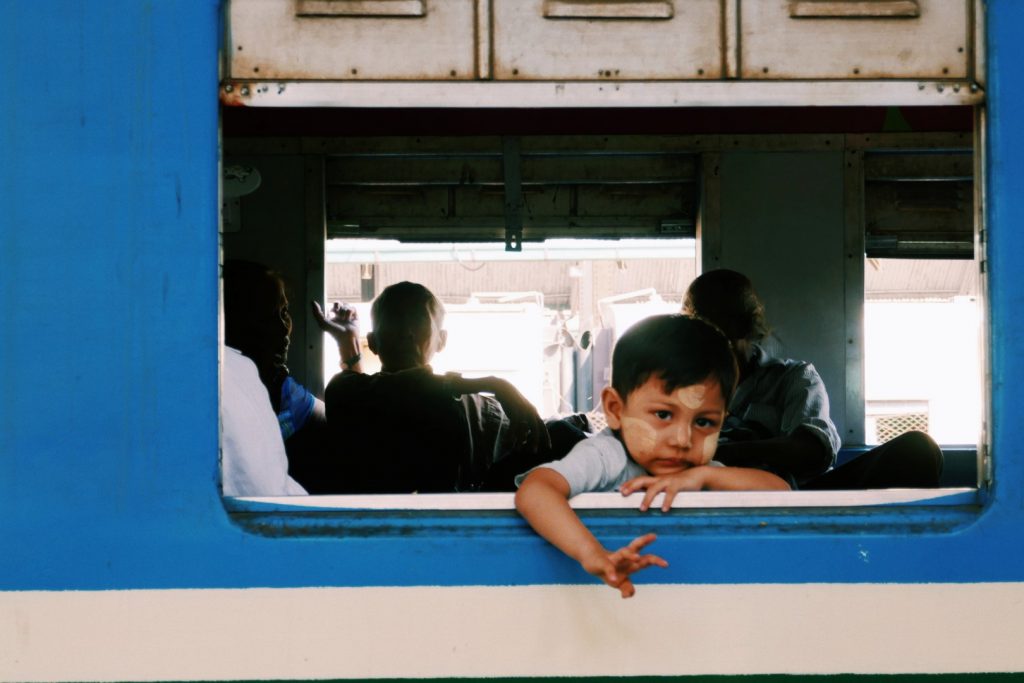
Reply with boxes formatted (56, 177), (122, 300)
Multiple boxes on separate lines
(641, 487), (661, 512)
(650, 554), (669, 568)
(661, 487), (680, 512)
(629, 533), (657, 550)
(621, 476), (654, 496)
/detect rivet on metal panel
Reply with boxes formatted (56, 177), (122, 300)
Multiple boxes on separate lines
(918, 83), (926, 90)
(224, 84), (234, 93)
(240, 86), (250, 96)
(936, 84), (945, 93)
(970, 83), (979, 92)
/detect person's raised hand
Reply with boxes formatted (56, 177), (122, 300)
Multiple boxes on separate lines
(311, 301), (360, 345)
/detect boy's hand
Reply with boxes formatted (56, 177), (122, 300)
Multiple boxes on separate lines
(580, 533), (668, 599)
(621, 468), (713, 512)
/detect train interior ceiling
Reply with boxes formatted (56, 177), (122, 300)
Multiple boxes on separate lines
(222, 105), (981, 492)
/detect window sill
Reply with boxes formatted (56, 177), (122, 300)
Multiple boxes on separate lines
(224, 487), (983, 538)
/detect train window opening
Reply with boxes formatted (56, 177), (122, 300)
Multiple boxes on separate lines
(221, 128), (985, 515)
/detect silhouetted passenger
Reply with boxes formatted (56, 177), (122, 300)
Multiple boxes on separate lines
(321, 281), (553, 493)
(223, 260), (340, 490)
(683, 269), (942, 489)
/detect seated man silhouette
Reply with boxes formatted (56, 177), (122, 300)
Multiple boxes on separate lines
(321, 281), (557, 494)
(683, 269), (943, 489)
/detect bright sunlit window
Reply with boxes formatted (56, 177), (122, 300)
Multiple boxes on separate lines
(863, 258), (982, 446)
(323, 238), (696, 419)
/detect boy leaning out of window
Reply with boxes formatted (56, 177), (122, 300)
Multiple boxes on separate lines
(514, 314), (790, 598)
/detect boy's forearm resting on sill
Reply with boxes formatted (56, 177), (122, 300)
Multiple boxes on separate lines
(620, 465), (791, 512)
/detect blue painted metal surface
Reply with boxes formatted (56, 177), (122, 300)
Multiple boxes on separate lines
(1, 0), (1023, 593)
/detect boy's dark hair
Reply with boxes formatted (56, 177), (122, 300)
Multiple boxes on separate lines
(370, 281), (444, 328)
(611, 314), (738, 405)
(683, 269), (769, 344)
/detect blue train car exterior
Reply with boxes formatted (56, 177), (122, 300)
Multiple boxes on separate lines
(2, 1), (1024, 680)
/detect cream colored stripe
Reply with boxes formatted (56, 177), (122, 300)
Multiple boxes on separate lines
(3, 583), (1024, 681)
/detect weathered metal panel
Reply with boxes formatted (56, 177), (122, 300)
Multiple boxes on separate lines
(492, 0), (722, 80)
(223, 79), (983, 108)
(227, 0), (476, 80)
(740, 0), (970, 79)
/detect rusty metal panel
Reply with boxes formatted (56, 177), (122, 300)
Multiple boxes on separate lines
(227, 0), (476, 80)
(740, 0), (970, 80)
(492, 0), (721, 80)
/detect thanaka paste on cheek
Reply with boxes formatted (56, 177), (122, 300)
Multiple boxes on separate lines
(677, 384), (707, 410)
(702, 431), (719, 464)
(620, 416), (657, 457)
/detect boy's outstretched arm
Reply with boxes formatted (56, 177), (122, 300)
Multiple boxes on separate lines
(515, 468), (668, 598)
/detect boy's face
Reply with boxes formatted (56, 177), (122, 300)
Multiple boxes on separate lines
(602, 375), (726, 476)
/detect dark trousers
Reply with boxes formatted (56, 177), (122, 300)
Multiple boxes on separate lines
(803, 430), (944, 490)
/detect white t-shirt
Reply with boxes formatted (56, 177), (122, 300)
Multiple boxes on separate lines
(221, 347), (307, 497)
(516, 427), (723, 498)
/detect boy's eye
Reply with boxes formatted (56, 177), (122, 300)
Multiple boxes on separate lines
(695, 417), (719, 429)
(654, 410), (673, 421)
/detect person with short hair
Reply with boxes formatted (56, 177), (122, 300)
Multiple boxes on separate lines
(322, 281), (551, 493)
(515, 315), (789, 598)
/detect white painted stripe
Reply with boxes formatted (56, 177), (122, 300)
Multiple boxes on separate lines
(3, 582), (1024, 681)
(229, 487), (978, 511)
